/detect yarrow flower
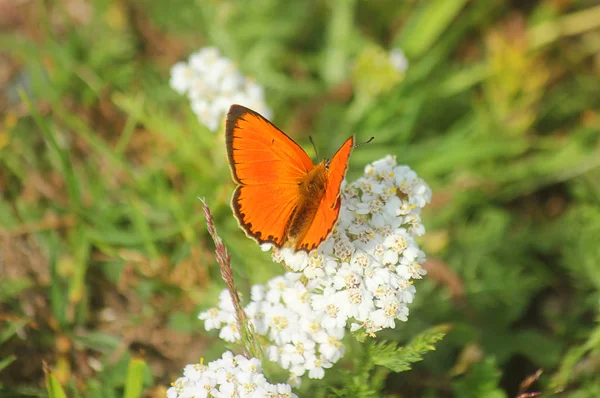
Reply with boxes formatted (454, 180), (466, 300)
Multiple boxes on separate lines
(200, 274), (345, 386)
(270, 155), (431, 336)
(167, 351), (296, 398)
(170, 47), (272, 131)
(198, 156), (431, 386)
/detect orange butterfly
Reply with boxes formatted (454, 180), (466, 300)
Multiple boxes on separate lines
(226, 104), (354, 252)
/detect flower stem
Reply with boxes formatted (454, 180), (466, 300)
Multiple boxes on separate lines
(200, 198), (263, 360)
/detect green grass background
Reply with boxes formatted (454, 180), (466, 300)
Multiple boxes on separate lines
(1, 0), (600, 396)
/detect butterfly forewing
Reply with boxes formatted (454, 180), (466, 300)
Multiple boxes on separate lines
(226, 105), (315, 246)
(226, 106), (314, 184)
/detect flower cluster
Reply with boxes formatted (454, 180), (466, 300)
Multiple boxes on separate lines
(270, 155), (431, 336)
(352, 46), (409, 97)
(200, 274), (346, 385)
(167, 351), (296, 398)
(170, 47), (272, 131)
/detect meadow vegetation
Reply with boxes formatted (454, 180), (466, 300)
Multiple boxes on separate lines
(1, 0), (600, 396)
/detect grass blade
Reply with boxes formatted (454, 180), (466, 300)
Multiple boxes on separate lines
(123, 358), (146, 398)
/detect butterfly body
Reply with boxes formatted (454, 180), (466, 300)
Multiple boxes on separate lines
(226, 105), (353, 252)
(285, 162), (328, 246)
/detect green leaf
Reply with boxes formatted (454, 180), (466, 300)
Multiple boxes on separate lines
(452, 358), (507, 398)
(370, 324), (450, 372)
(557, 204), (600, 292)
(48, 233), (68, 329)
(551, 323), (600, 391)
(123, 358), (146, 398)
(396, 0), (468, 58)
(0, 321), (27, 345)
(68, 226), (91, 308)
(512, 329), (562, 368)
(72, 330), (122, 352)
(19, 89), (82, 210)
(130, 198), (160, 259)
(45, 370), (67, 398)
(167, 311), (202, 333)
(0, 355), (16, 373)
(0, 278), (32, 301)
(322, 0), (358, 85)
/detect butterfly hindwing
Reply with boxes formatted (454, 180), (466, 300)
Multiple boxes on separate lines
(231, 184), (297, 246)
(296, 137), (354, 251)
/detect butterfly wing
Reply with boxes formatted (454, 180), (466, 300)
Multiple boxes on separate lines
(226, 104), (315, 247)
(295, 136), (354, 251)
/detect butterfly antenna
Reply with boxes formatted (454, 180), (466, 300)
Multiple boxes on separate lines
(309, 136), (320, 160)
(354, 136), (375, 148)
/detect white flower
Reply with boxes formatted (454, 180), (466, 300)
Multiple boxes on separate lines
(198, 307), (222, 331)
(167, 352), (297, 398)
(311, 287), (351, 331)
(199, 290), (237, 336)
(170, 47), (271, 132)
(219, 321), (241, 343)
(266, 304), (298, 345)
(266, 383), (295, 398)
(315, 334), (345, 363)
(169, 62), (194, 94)
(389, 48), (409, 73)
(305, 355), (333, 379)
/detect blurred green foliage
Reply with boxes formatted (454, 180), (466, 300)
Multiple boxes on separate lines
(1, 0), (600, 396)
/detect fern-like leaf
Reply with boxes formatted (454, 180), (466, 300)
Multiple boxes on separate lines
(370, 324), (450, 372)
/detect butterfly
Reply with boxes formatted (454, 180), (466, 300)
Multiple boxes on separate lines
(225, 104), (354, 252)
